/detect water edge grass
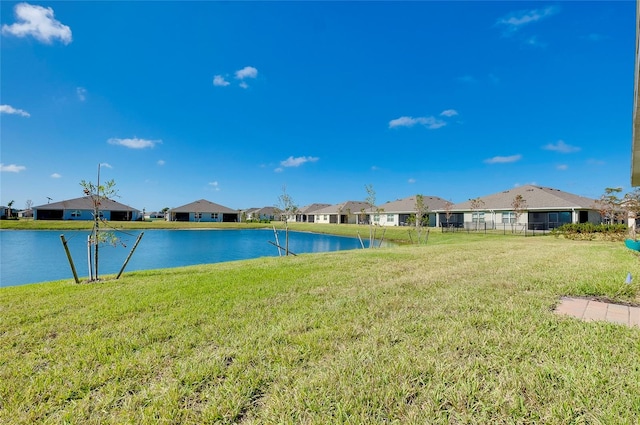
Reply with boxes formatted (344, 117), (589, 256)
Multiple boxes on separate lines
(1, 236), (639, 423)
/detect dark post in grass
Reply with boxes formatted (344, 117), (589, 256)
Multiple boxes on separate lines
(60, 234), (80, 284)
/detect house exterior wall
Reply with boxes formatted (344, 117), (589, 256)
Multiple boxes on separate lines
(315, 214), (331, 224)
(186, 212), (224, 222)
(63, 209), (105, 220)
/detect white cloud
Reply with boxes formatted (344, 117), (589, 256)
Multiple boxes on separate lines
(208, 181), (220, 191)
(496, 6), (559, 34)
(157, 159), (165, 166)
(280, 155), (319, 168)
(2, 3), (72, 44)
(274, 167), (284, 173)
(100, 163), (112, 169)
(239, 81), (249, 89)
(51, 172), (61, 178)
(76, 87), (86, 101)
(235, 66), (258, 80)
(1, 163), (26, 173)
(371, 165), (380, 171)
(107, 137), (161, 149)
(388, 116), (446, 130)
(484, 154), (522, 164)
(408, 178), (416, 184)
(213, 75), (230, 87)
(440, 109), (458, 117)
(543, 140), (580, 153)
(0, 104), (30, 117)
(556, 164), (568, 171)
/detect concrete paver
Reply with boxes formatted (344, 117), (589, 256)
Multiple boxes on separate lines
(555, 297), (640, 328)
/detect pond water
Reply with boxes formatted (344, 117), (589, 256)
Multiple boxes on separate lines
(0, 229), (384, 287)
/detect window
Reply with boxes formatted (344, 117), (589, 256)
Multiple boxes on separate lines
(195, 213), (202, 219)
(71, 210), (81, 218)
(472, 212), (485, 223)
(387, 214), (394, 222)
(502, 212), (516, 224)
(374, 214), (380, 223)
(211, 213), (218, 220)
(324, 215), (328, 220)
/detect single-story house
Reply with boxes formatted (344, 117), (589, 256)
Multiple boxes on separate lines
(294, 203), (331, 223)
(443, 185), (601, 231)
(169, 199), (238, 222)
(311, 201), (372, 224)
(373, 195), (451, 227)
(246, 206), (278, 221)
(18, 209), (33, 218)
(0, 206), (13, 219)
(33, 196), (141, 221)
(144, 211), (165, 220)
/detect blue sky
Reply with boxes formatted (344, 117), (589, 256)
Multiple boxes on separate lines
(0, 1), (635, 212)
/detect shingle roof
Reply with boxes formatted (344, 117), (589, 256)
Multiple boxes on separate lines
(450, 185), (598, 211)
(379, 195), (451, 213)
(33, 196), (139, 211)
(299, 203), (332, 214)
(312, 201), (373, 215)
(171, 199), (237, 213)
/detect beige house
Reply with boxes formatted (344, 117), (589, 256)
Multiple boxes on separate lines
(311, 201), (372, 224)
(294, 203), (331, 223)
(445, 185), (601, 231)
(373, 195), (451, 227)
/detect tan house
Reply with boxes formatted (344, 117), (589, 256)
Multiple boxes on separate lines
(294, 203), (331, 223)
(373, 195), (451, 227)
(311, 201), (372, 224)
(169, 199), (237, 222)
(445, 185), (601, 231)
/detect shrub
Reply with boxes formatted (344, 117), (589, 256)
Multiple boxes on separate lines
(552, 223), (627, 241)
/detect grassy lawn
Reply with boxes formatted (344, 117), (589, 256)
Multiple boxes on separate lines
(1, 232), (640, 423)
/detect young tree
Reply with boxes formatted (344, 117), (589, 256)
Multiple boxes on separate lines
(412, 194), (430, 244)
(469, 197), (485, 230)
(25, 199), (33, 212)
(80, 165), (118, 281)
(275, 185), (298, 255)
(444, 200), (454, 229)
(595, 187), (623, 225)
(511, 194), (527, 233)
(365, 184), (377, 247)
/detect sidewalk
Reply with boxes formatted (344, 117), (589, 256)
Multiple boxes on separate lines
(555, 297), (640, 328)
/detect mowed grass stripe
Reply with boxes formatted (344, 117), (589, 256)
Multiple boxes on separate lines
(1, 236), (639, 424)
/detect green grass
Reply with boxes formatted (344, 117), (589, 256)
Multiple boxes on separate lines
(1, 235), (639, 423)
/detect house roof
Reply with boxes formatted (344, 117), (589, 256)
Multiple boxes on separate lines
(378, 195), (451, 213)
(450, 185), (598, 211)
(171, 199), (237, 214)
(312, 201), (372, 215)
(254, 206), (278, 215)
(298, 203), (332, 214)
(33, 196), (139, 212)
